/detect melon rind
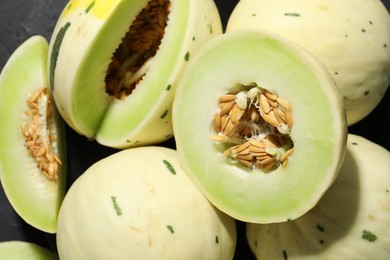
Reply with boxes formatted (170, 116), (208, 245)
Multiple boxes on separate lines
(56, 146), (237, 259)
(48, 0), (222, 148)
(0, 36), (67, 233)
(246, 134), (390, 259)
(172, 30), (347, 224)
(226, 0), (390, 126)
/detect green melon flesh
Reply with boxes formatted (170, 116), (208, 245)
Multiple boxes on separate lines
(172, 30), (347, 224)
(246, 134), (390, 259)
(0, 241), (58, 260)
(56, 146), (236, 259)
(48, 0), (222, 148)
(0, 36), (66, 233)
(226, 0), (390, 126)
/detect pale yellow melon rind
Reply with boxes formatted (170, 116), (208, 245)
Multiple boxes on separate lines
(56, 146), (236, 259)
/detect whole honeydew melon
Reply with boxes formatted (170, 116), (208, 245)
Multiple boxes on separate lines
(48, 0), (222, 148)
(0, 36), (66, 233)
(0, 241), (58, 260)
(56, 146), (237, 259)
(172, 30), (347, 224)
(246, 134), (390, 259)
(226, 0), (390, 126)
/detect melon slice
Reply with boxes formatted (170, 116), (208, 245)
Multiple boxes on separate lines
(48, 0), (222, 148)
(172, 30), (347, 224)
(246, 134), (390, 259)
(226, 0), (390, 125)
(0, 36), (66, 233)
(56, 146), (236, 259)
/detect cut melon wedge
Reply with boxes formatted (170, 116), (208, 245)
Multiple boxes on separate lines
(246, 134), (390, 259)
(0, 36), (66, 233)
(172, 30), (347, 224)
(48, 0), (222, 148)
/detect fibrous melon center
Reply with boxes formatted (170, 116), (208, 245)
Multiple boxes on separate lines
(20, 88), (62, 181)
(105, 0), (171, 100)
(210, 83), (294, 172)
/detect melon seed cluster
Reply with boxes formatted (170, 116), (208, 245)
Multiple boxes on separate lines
(20, 88), (61, 181)
(105, 0), (171, 99)
(211, 86), (294, 171)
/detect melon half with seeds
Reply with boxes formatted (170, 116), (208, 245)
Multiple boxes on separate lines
(48, 0), (222, 148)
(56, 146), (237, 259)
(172, 30), (347, 224)
(246, 134), (390, 259)
(0, 36), (67, 233)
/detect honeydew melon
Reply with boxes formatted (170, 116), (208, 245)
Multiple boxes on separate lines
(172, 30), (347, 224)
(48, 0), (222, 148)
(246, 134), (390, 259)
(0, 36), (66, 233)
(56, 146), (237, 259)
(226, 0), (390, 125)
(0, 241), (58, 260)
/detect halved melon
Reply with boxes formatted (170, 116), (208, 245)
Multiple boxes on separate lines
(48, 0), (222, 148)
(246, 134), (390, 259)
(0, 36), (66, 233)
(172, 30), (347, 224)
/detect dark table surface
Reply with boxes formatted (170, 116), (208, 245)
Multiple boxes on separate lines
(0, 1), (389, 259)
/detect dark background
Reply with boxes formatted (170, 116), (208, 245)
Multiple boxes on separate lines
(0, 1), (388, 259)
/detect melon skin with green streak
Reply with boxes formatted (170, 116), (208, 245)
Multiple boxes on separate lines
(172, 30), (347, 224)
(0, 36), (66, 233)
(56, 146), (237, 260)
(226, 0), (390, 126)
(48, 0), (222, 149)
(0, 241), (58, 260)
(246, 134), (390, 259)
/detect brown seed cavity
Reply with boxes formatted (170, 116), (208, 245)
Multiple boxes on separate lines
(21, 88), (61, 181)
(105, 0), (171, 99)
(210, 84), (294, 172)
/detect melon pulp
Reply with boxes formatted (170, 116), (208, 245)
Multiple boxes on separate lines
(172, 30), (347, 224)
(0, 36), (66, 233)
(246, 134), (390, 259)
(48, 0), (222, 148)
(56, 146), (237, 260)
(226, 0), (390, 126)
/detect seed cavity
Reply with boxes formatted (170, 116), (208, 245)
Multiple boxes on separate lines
(210, 84), (294, 172)
(105, 0), (171, 100)
(20, 88), (61, 181)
